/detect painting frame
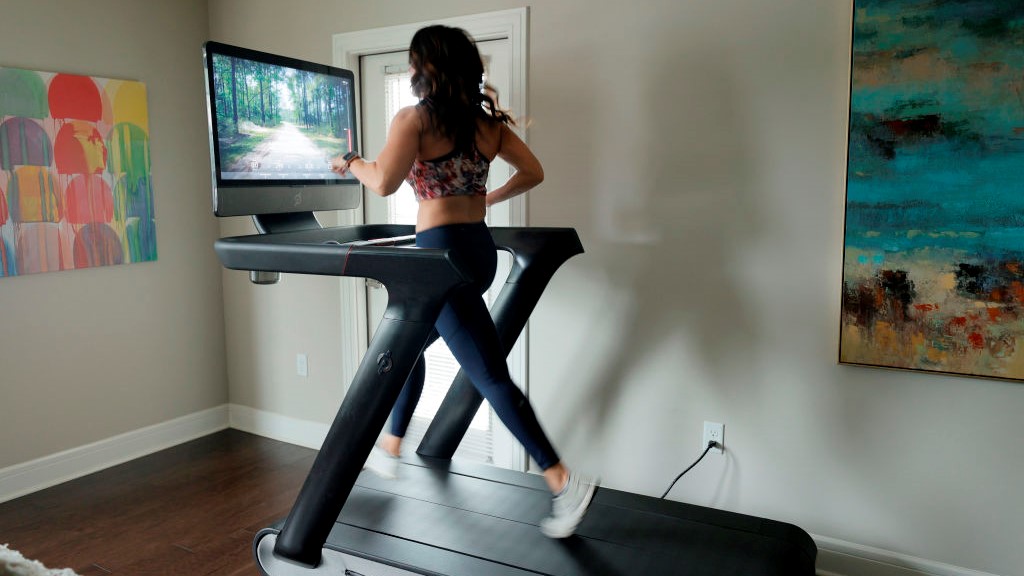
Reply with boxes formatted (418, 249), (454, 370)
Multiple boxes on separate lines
(840, 0), (1024, 382)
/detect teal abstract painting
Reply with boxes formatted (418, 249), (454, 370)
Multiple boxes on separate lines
(840, 1), (1024, 380)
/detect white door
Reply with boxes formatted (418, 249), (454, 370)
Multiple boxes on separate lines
(359, 40), (520, 468)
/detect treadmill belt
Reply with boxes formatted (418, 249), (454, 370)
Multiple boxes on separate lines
(304, 457), (815, 576)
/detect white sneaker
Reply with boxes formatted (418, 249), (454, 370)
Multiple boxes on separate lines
(540, 473), (598, 538)
(363, 445), (399, 479)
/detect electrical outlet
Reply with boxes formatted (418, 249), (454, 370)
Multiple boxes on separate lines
(702, 421), (724, 454)
(296, 353), (309, 377)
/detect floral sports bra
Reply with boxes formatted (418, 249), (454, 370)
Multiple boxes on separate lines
(406, 146), (490, 202)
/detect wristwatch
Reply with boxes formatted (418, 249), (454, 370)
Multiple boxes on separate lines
(338, 151), (360, 173)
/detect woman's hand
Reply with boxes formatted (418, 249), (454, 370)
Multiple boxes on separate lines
(329, 152), (359, 175)
(328, 156), (346, 175)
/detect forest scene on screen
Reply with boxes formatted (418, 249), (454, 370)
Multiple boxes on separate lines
(0, 67), (157, 277)
(841, 0), (1024, 381)
(209, 54), (354, 180)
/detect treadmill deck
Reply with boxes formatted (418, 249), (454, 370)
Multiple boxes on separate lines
(262, 456), (816, 576)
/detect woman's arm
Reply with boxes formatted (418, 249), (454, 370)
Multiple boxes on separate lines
(486, 123), (544, 207)
(331, 106), (421, 196)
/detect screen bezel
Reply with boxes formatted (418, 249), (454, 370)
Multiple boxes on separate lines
(203, 40), (361, 216)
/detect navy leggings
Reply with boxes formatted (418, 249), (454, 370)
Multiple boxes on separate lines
(389, 221), (560, 470)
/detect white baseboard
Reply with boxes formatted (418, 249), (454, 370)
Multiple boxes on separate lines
(814, 534), (1003, 576)
(0, 405), (229, 504)
(228, 403), (330, 450)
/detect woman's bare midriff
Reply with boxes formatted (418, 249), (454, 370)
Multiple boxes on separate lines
(416, 195), (486, 232)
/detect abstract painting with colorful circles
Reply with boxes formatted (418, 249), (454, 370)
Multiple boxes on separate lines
(0, 67), (157, 278)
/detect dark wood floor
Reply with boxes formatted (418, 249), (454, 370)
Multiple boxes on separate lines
(0, 429), (316, 575)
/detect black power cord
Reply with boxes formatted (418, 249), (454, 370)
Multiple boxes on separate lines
(660, 440), (719, 499)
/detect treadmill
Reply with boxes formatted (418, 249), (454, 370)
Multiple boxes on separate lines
(214, 214), (818, 575)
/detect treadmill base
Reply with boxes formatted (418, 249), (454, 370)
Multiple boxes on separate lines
(256, 456), (816, 576)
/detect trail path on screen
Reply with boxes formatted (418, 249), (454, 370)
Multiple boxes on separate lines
(231, 121), (328, 172)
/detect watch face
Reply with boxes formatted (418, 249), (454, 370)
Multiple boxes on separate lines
(343, 151), (359, 161)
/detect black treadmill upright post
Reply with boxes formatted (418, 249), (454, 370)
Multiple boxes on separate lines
(416, 227), (584, 460)
(266, 240), (474, 568)
(272, 311), (438, 567)
(213, 213), (474, 568)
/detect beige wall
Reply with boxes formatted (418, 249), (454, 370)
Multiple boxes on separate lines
(2, 0), (1020, 574)
(209, 2), (1024, 574)
(0, 0), (226, 465)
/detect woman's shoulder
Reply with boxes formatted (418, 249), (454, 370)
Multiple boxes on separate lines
(475, 115), (505, 139)
(475, 116), (505, 159)
(393, 105), (426, 130)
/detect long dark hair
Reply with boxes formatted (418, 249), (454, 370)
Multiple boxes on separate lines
(408, 25), (514, 151)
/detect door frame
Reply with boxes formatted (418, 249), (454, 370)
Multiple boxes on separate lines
(332, 8), (531, 470)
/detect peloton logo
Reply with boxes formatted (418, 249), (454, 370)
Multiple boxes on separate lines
(292, 191), (303, 207)
(376, 350), (393, 374)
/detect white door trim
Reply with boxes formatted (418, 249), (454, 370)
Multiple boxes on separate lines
(332, 8), (531, 471)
